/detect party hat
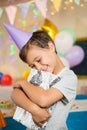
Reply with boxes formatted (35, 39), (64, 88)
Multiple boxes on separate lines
(4, 23), (32, 50)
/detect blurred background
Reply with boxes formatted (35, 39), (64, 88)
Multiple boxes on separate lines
(0, 0), (87, 83)
(0, 1), (87, 130)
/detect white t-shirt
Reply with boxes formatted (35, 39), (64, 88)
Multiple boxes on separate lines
(44, 67), (77, 130)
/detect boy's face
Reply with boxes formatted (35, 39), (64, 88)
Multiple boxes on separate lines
(26, 42), (58, 74)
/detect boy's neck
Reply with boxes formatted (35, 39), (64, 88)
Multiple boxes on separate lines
(53, 56), (65, 75)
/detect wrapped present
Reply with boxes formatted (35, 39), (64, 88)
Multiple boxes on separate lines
(13, 69), (52, 130)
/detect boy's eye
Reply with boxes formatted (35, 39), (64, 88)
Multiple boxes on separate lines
(37, 60), (40, 62)
(29, 64), (35, 68)
(30, 65), (35, 68)
(37, 59), (40, 62)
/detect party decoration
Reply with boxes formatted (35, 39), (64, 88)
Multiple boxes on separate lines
(1, 74), (12, 86)
(62, 27), (76, 43)
(41, 19), (58, 40)
(59, 56), (70, 68)
(22, 69), (31, 80)
(57, 51), (64, 57)
(52, 0), (62, 12)
(18, 2), (30, 20)
(35, 0), (47, 17)
(4, 23), (32, 50)
(54, 31), (73, 54)
(0, 72), (3, 80)
(5, 5), (17, 25)
(65, 45), (85, 68)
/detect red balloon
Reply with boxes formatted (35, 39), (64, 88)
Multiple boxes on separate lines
(1, 74), (12, 86)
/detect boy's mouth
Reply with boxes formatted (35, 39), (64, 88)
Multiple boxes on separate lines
(42, 66), (48, 72)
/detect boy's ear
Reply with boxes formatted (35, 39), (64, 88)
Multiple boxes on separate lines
(48, 41), (55, 52)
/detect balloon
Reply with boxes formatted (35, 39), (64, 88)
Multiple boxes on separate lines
(57, 51), (70, 67)
(65, 45), (85, 68)
(22, 69), (30, 79)
(41, 19), (58, 40)
(0, 72), (3, 80)
(54, 31), (73, 54)
(59, 56), (70, 68)
(1, 74), (12, 86)
(62, 27), (76, 43)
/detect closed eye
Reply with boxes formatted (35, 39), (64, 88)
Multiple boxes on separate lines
(28, 64), (35, 68)
(30, 64), (35, 68)
(37, 59), (40, 63)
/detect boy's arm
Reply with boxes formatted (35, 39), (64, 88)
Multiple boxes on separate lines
(11, 88), (51, 127)
(11, 88), (35, 113)
(13, 79), (63, 108)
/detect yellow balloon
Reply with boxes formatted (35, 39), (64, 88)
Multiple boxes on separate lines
(22, 69), (31, 80)
(41, 19), (58, 40)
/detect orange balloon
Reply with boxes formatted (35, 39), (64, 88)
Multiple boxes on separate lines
(41, 19), (58, 40)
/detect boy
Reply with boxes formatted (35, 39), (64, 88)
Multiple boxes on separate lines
(4, 24), (77, 130)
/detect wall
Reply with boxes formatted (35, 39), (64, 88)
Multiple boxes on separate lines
(47, 1), (87, 38)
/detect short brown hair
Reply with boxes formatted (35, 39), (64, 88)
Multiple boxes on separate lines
(19, 30), (57, 62)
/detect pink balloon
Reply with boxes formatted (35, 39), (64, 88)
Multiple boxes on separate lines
(65, 45), (85, 68)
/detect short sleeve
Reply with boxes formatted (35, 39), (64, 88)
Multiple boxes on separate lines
(52, 69), (78, 104)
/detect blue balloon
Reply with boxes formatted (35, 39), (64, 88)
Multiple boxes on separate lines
(0, 72), (3, 80)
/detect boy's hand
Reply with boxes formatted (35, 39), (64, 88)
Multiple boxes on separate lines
(13, 79), (27, 89)
(32, 106), (51, 127)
